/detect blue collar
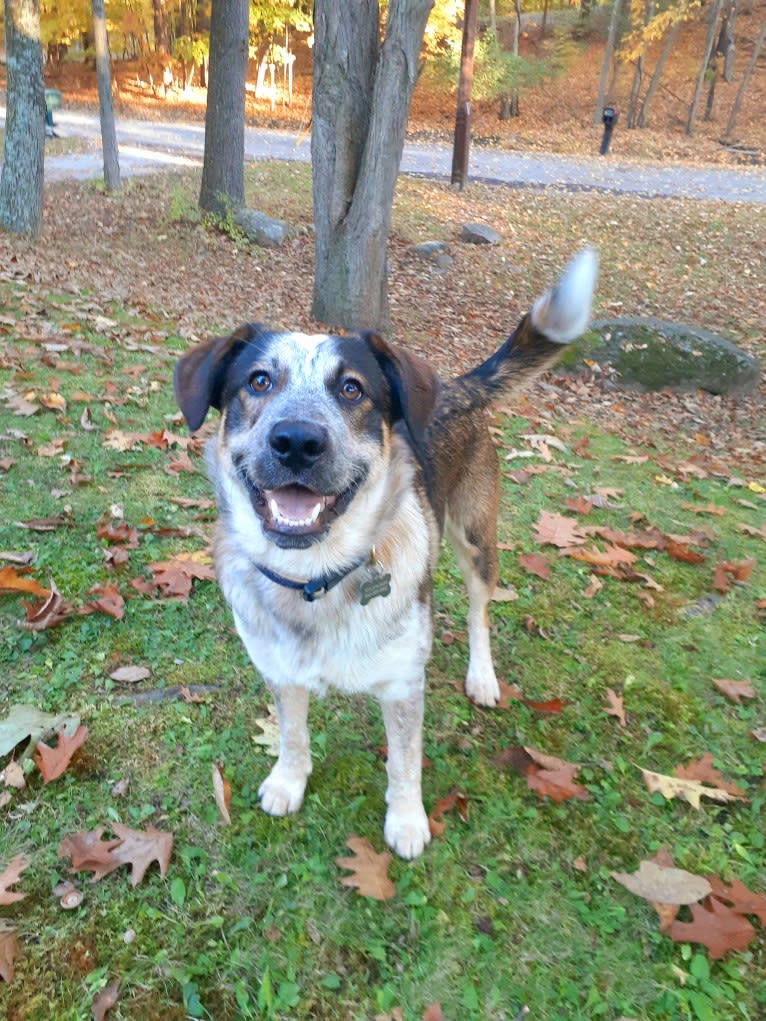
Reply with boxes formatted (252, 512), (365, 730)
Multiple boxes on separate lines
(253, 555), (368, 602)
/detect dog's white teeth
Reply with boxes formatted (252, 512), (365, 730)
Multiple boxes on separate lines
(309, 502), (322, 523)
(269, 498), (281, 520)
(268, 497), (323, 528)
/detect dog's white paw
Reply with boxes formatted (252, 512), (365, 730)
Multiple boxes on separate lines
(465, 670), (500, 708)
(384, 803), (431, 860)
(258, 766), (308, 816)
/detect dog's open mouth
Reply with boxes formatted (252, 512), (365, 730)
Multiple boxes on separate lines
(239, 472), (362, 540)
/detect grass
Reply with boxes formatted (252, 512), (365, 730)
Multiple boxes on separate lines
(0, 167), (765, 1021)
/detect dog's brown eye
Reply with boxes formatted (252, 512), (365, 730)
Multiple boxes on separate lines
(340, 378), (363, 402)
(249, 371), (272, 394)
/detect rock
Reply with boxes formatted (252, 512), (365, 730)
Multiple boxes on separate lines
(461, 223), (501, 245)
(558, 317), (760, 395)
(233, 207), (290, 248)
(408, 240), (448, 260)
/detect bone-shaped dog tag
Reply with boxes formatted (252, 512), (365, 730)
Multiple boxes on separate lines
(359, 570), (391, 605)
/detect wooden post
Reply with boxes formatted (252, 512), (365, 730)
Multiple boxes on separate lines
(450, 0), (479, 189)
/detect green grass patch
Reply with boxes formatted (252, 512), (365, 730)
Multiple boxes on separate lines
(1, 188), (765, 1021)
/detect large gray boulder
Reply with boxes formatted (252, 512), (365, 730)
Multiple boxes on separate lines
(233, 208), (290, 248)
(559, 317), (760, 395)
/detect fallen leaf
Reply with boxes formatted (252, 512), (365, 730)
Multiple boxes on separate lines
(583, 574), (602, 599)
(640, 767), (746, 810)
(526, 763), (590, 803)
(518, 552), (551, 579)
(675, 753), (746, 798)
(712, 678), (755, 704)
(603, 688), (626, 727)
(666, 541), (706, 565)
(566, 544), (637, 567)
(18, 581), (72, 630)
(0, 566), (50, 598)
(491, 584), (518, 602)
(0, 705), (80, 759)
(422, 1004), (447, 1021)
(428, 791), (469, 837)
(0, 922), (20, 983)
(91, 977), (120, 1021)
(611, 860), (711, 905)
(79, 583), (125, 621)
(0, 855), (29, 906)
(212, 763), (231, 825)
(34, 725), (89, 783)
(252, 707), (280, 756)
(533, 510), (586, 548)
(145, 554), (215, 601)
(109, 666), (151, 684)
(335, 837), (395, 901)
(680, 503), (724, 516)
(2, 761), (25, 790)
(563, 496), (593, 515)
(666, 896), (756, 959)
(60, 824), (173, 886)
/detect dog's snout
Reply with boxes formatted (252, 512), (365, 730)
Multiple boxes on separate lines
(269, 420), (328, 472)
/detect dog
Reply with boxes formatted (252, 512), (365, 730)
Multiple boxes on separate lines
(173, 249), (597, 859)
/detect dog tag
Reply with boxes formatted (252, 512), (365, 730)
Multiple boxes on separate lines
(359, 570), (391, 605)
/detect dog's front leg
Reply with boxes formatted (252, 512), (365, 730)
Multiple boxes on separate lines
(380, 689), (431, 860)
(258, 683), (312, 816)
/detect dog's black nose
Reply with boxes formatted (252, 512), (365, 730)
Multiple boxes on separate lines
(269, 420), (328, 472)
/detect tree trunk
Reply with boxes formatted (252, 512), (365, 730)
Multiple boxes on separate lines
(717, 0), (738, 81)
(152, 0), (169, 54)
(311, 0), (434, 332)
(723, 21), (766, 141)
(626, 0), (653, 128)
(511, 0), (522, 116)
(451, 0), (479, 186)
(541, 0), (550, 38)
(0, 0), (45, 237)
(199, 0), (248, 217)
(593, 0), (623, 124)
(92, 0), (120, 192)
(686, 0), (724, 134)
(637, 21), (679, 127)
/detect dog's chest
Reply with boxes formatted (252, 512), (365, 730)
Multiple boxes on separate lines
(227, 559), (433, 698)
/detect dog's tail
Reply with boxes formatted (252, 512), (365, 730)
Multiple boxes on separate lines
(439, 248), (598, 417)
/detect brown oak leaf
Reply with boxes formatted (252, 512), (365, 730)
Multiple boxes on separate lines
(428, 791), (469, 837)
(34, 725), (89, 783)
(91, 977), (120, 1021)
(517, 552), (551, 580)
(146, 553), (215, 600)
(674, 753), (746, 799)
(712, 678), (756, 704)
(78, 583), (125, 620)
(707, 876), (766, 925)
(604, 687), (627, 727)
(0, 855), (29, 906)
(104, 824), (174, 886)
(0, 923), (20, 983)
(666, 896), (756, 959)
(335, 837), (395, 901)
(18, 580), (73, 630)
(532, 510), (586, 548)
(526, 763), (590, 803)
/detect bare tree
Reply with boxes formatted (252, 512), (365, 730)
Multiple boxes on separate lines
(92, 0), (120, 192)
(311, 0), (434, 332)
(199, 0), (248, 217)
(626, 0), (654, 128)
(593, 0), (623, 124)
(723, 21), (766, 141)
(637, 21), (680, 127)
(0, 0), (45, 237)
(686, 0), (724, 134)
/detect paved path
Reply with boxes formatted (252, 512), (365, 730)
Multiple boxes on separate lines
(3, 106), (765, 204)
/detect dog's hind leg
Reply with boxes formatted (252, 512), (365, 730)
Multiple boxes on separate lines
(444, 435), (502, 708)
(380, 689), (431, 859)
(258, 683), (312, 816)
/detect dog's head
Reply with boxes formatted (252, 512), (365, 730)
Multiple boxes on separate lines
(174, 324), (439, 549)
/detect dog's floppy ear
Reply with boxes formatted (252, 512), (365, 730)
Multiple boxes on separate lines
(174, 323), (261, 431)
(363, 332), (441, 446)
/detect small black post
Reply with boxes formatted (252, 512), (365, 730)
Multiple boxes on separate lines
(600, 106), (618, 155)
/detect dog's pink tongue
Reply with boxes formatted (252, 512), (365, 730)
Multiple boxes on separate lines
(271, 485), (322, 520)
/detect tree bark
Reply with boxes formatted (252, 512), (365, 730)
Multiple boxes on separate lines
(686, 0), (724, 134)
(199, 0), (248, 217)
(92, 0), (120, 192)
(311, 0), (434, 332)
(451, 0), (479, 186)
(637, 21), (679, 127)
(152, 0), (169, 54)
(723, 21), (766, 141)
(626, 0), (654, 128)
(0, 0), (45, 237)
(593, 0), (623, 124)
